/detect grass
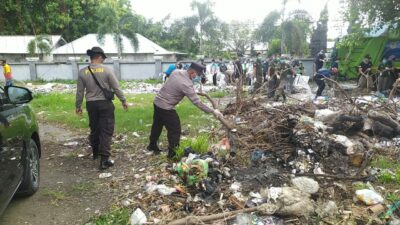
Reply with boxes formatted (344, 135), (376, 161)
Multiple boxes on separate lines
(371, 156), (400, 185)
(208, 90), (230, 98)
(91, 207), (130, 225)
(43, 189), (68, 205)
(30, 92), (218, 141)
(174, 134), (210, 159)
(72, 181), (96, 193)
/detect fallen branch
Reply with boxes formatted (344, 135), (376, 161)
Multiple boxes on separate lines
(324, 77), (361, 110)
(288, 172), (369, 181)
(198, 92), (235, 130)
(167, 204), (277, 225)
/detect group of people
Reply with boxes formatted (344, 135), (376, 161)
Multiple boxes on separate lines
(76, 47), (223, 170)
(357, 54), (396, 93)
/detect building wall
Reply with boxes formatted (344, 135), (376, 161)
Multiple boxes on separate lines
(53, 53), (176, 63)
(1, 59), (316, 82)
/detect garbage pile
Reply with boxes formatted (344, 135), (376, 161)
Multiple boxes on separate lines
(112, 80), (400, 225)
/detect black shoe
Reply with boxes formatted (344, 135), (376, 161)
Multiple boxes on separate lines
(146, 145), (161, 155)
(167, 150), (176, 159)
(99, 159), (114, 170)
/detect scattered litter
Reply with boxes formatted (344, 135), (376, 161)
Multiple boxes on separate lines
(63, 141), (79, 146)
(98, 173), (112, 179)
(356, 189), (384, 205)
(130, 208), (147, 225)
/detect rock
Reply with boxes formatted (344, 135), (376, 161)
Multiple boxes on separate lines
(130, 208), (147, 225)
(314, 109), (340, 123)
(316, 201), (338, 218)
(291, 177), (320, 194)
(330, 135), (364, 155)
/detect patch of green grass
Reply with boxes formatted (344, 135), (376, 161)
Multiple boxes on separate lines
(174, 134), (210, 159)
(72, 181), (96, 193)
(352, 182), (369, 191)
(43, 189), (67, 201)
(91, 207), (130, 225)
(378, 171), (396, 184)
(209, 90), (230, 98)
(30, 93), (217, 139)
(371, 156), (396, 169)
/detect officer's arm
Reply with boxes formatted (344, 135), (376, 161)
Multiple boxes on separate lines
(75, 74), (85, 109)
(108, 70), (126, 103)
(182, 82), (213, 113)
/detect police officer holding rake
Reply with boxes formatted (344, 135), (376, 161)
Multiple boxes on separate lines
(76, 47), (128, 170)
(147, 62), (223, 158)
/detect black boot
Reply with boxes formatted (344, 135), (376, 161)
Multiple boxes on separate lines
(167, 148), (176, 159)
(146, 144), (161, 154)
(99, 158), (114, 170)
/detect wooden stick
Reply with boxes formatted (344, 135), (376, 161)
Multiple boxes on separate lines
(198, 92), (235, 130)
(287, 172), (369, 181)
(323, 77), (359, 108)
(167, 205), (265, 225)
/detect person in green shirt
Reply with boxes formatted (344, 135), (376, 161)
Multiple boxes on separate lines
(253, 52), (263, 92)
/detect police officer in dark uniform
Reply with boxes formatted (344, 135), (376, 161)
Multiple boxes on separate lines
(76, 47), (128, 170)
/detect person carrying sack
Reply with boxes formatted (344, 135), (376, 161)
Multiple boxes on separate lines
(75, 46), (128, 170)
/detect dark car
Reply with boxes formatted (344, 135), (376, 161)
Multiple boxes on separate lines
(0, 86), (41, 215)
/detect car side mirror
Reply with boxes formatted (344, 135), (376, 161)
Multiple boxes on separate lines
(6, 86), (33, 104)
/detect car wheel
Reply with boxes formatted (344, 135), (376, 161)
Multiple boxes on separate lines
(17, 139), (40, 196)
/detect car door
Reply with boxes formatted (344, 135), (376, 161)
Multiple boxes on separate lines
(0, 87), (26, 213)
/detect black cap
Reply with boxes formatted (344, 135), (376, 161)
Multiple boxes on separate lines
(87, 46), (107, 58)
(188, 62), (206, 75)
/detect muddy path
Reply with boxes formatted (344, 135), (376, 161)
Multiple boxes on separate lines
(0, 122), (119, 225)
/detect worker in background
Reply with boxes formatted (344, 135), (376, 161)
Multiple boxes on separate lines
(314, 50), (325, 74)
(357, 54), (372, 89)
(210, 59), (219, 86)
(147, 62), (223, 158)
(377, 57), (395, 93)
(164, 64), (177, 82)
(0, 59), (13, 86)
(253, 52), (263, 92)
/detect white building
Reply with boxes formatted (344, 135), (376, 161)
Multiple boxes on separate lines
(0, 35), (66, 62)
(52, 33), (183, 62)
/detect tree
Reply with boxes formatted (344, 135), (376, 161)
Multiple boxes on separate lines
(27, 35), (52, 60)
(343, 0), (399, 32)
(0, 0), (106, 42)
(255, 11), (281, 43)
(256, 9), (312, 56)
(190, 0), (217, 55)
(227, 21), (254, 56)
(96, 0), (140, 59)
(310, 4), (328, 57)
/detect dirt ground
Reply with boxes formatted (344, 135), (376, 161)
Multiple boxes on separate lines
(0, 122), (120, 225)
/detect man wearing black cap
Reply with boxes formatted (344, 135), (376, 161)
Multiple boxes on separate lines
(76, 46), (128, 170)
(147, 62), (223, 158)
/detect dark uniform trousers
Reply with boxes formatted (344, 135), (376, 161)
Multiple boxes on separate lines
(315, 78), (326, 97)
(86, 100), (115, 159)
(149, 104), (181, 152)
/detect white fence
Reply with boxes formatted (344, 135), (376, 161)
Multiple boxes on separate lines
(4, 59), (315, 82)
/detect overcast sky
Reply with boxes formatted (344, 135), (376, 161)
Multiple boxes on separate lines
(130, 0), (347, 39)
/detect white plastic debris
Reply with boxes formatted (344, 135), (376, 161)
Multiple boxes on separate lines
(130, 208), (147, 225)
(314, 109), (340, 123)
(229, 182), (242, 192)
(156, 184), (176, 196)
(132, 132), (140, 138)
(291, 177), (320, 194)
(355, 189), (384, 205)
(98, 173), (112, 179)
(63, 141), (79, 146)
(268, 187), (283, 202)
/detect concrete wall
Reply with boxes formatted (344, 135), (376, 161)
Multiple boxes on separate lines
(5, 59), (316, 82)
